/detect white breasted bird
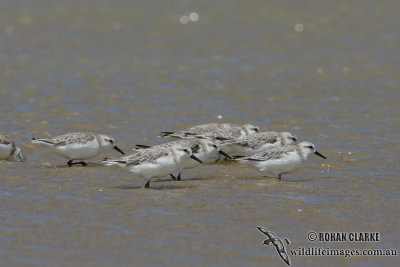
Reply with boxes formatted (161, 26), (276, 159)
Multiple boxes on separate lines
(103, 143), (203, 188)
(31, 132), (124, 166)
(233, 141), (326, 179)
(135, 139), (231, 181)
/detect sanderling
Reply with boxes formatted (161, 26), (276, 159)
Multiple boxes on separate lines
(219, 131), (298, 156)
(103, 143), (203, 188)
(31, 132), (124, 166)
(160, 123), (259, 141)
(135, 139), (232, 181)
(0, 133), (27, 162)
(233, 141), (326, 179)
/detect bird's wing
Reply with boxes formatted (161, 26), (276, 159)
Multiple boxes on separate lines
(236, 132), (279, 148)
(124, 149), (170, 166)
(240, 147), (293, 161)
(52, 132), (96, 145)
(257, 226), (273, 238)
(277, 250), (291, 266)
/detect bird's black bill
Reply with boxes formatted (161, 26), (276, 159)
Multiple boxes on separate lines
(114, 145), (125, 155)
(136, 144), (152, 149)
(314, 151), (326, 159)
(190, 155), (203, 164)
(218, 149), (232, 159)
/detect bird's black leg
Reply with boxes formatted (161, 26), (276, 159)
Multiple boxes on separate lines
(176, 172), (182, 181)
(170, 174), (177, 181)
(277, 174), (282, 180)
(67, 160), (88, 167)
(144, 179), (151, 188)
(215, 154), (221, 162)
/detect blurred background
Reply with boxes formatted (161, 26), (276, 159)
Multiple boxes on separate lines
(0, 0), (399, 266)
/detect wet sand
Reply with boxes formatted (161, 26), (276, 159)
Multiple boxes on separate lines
(0, 0), (399, 266)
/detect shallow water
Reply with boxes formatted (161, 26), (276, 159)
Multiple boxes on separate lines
(1, 0), (399, 266)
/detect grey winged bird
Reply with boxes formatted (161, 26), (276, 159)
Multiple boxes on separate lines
(257, 226), (291, 266)
(31, 132), (124, 166)
(134, 139), (231, 181)
(160, 123), (259, 141)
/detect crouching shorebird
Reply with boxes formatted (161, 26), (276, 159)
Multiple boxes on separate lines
(135, 139), (232, 181)
(0, 133), (27, 162)
(103, 143), (204, 188)
(31, 132), (124, 166)
(218, 131), (298, 156)
(160, 122), (259, 141)
(233, 141), (326, 180)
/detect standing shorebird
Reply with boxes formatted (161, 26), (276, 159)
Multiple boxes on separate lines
(0, 133), (27, 162)
(218, 131), (298, 156)
(135, 139), (232, 181)
(31, 132), (124, 166)
(103, 143), (203, 188)
(160, 123), (259, 141)
(233, 141), (326, 179)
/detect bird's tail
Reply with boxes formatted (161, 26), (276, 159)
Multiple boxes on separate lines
(31, 137), (56, 146)
(159, 131), (210, 140)
(135, 144), (152, 149)
(233, 155), (263, 162)
(103, 157), (127, 167)
(159, 131), (175, 137)
(232, 155), (245, 160)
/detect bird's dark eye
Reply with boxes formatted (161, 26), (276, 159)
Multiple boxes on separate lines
(253, 128), (259, 132)
(183, 149), (190, 153)
(308, 146), (313, 149)
(109, 140), (114, 143)
(212, 144), (217, 148)
(292, 137), (297, 141)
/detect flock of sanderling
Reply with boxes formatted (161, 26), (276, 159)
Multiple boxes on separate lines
(1, 123), (327, 188)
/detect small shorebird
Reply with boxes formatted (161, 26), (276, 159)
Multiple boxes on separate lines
(135, 139), (232, 181)
(31, 132), (124, 166)
(160, 122), (259, 141)
(233, 141), (326, 179)
(0, 133), (27, 162)
(219, 131), (298, 156)
(103, 143), (203, 188)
